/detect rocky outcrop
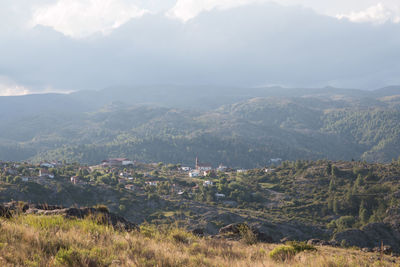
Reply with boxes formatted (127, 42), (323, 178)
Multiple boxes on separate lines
(0, 204), (12, 218)
(334, 223), (400, 253)
(0, 202), (138, 232)
(218, 223), (274, 243)
(26, 206), (139, 232)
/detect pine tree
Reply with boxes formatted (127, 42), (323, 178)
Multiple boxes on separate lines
(329, 178), (336, 193)
(333, 197), (339, 214)
(359, 200), (368, 224)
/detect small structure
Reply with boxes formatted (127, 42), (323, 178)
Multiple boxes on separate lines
(125, 184), (135, 191)
(40, 169), (54, 179)
(195, 157), (212, 171)
(202, 170), (212, 176)
(217, 164), (227, 172)
(215, 193), (226, 198)
(145, 181), (158, 187)
(203, 180), (213, 187)
(265, 168), (275, 173)
(40, 162), (55, 168)
(189, 170), (200, 178)
(118, 178), (127, 185)
(70, 176), (79, 185)
(22, 177), (30, 182)
(180, 167), (191, 172)
(236, 169), (246, 173)
(102, 158), (134, 167)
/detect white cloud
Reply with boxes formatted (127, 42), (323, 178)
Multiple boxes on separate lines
(0, 76), (74, 96)
(0, 77), (31, 96)
(167, 0), (267, 22)
(30, 0), (148, 38)
(336, 3), (400, 24)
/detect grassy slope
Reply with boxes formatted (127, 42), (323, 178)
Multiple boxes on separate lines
(0, 215), (398, 266)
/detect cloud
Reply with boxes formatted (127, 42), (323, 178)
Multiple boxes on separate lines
(30, 0), (148, 38)
(336, 3), (400, 24)
(0, 76), (31, 96)
(167, 0), (267, 22)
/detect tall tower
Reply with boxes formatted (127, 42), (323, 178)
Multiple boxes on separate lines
(195, 157), (198, 169)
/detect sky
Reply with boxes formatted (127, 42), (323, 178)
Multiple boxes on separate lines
(1, 0), (400, 95)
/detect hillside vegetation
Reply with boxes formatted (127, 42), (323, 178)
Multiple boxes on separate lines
(0, 214), (398, 266)
(1, 86), (400, 166)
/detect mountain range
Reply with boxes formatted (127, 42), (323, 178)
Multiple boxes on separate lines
(1, 85), (400, 167)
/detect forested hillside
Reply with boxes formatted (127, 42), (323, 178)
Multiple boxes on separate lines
(1, 86), (400, 166)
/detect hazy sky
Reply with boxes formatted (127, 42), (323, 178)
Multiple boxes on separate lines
(1, 0), (400, 95)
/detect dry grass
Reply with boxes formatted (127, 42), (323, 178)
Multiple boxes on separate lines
(0, 215), (399, 266)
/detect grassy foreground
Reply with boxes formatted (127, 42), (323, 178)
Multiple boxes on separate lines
(0, 215), (398, 267)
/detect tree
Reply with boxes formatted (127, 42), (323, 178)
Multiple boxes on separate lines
(333, 197), (339, 214)
(359, 200), (368, 224)
(329, 178), (336, 193)
(326, 162), (332, 175)
(331, 166), (339, 177)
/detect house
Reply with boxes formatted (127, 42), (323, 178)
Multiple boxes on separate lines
(197, 164), (212, 171)
(195, 157), (212, 171)
(119, 172), (129, 178)
(265, 168), (275, 173)
(70, 176), (79, 184)
(101, 158), (134, 167)
(236, 169), (246, 173)
(189, 170), (200, 178)
(202, 170), (211, 176)
(145, 181), (158, 186)
(217, 164), (227, 172)
(125, 184), (135, 191)
(180, 167), (191, 172)
(215, 193), (226, 198)
(5, 168), (18, 175)
(40, 169), (54, 179)
(22, 177), (30, 182)
(118, 178), (127, 185)
(203, 180), (213, 187)
(40, 162), (55, 168)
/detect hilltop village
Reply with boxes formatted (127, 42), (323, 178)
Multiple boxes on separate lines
(0, 157), (281, 198)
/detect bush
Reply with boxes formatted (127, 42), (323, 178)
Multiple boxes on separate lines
(168, 228), (196, 245)
(237, 224), (258, 245)
(269, 245), (296, 262)
(286, 241), (317, 253)
(269, 242), (317, 262)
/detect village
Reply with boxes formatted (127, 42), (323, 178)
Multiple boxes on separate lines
(0, 157), (282, 203)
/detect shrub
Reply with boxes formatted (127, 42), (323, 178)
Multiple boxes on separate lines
(94, 205), (109, 213)
(237, 224), (258, 245)
(269, 245), (296, 262)
(270, 242), (317, 262)
(168, 228), (196, 245)
(286, 241), (317, 253)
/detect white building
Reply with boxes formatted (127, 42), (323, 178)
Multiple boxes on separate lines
(189, 170), (200, 177)
(145, 181), (158, 186)
(40, 162), (55, 168)
(203, 180), (213, 187)
(217, 164), (227, 172)
(180, 167), (191, 171)
(237, 169), (246, 173)
(215, 193), (226, 198)
(39, 169), (54, 179)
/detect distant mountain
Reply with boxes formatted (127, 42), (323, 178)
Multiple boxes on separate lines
(1, 85), (400, 166)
